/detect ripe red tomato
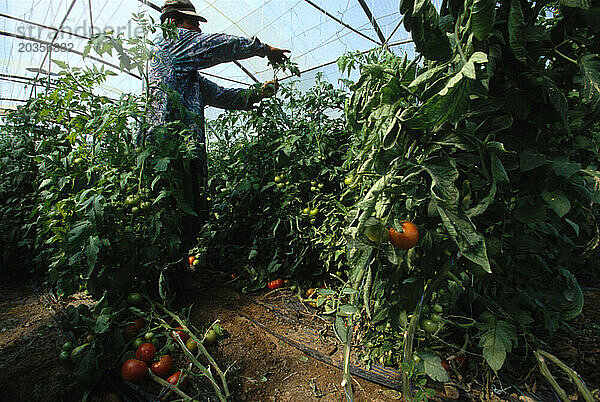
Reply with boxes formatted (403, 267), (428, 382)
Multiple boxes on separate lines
(167, 371), (188, 387)
(267, 278), (284, 290)
(188, 255), (195, 265)
(389, 221), (419, 250)
(121, 359), (147, 382)
(133, 318), (146, 330)
(124, 324), (137, 339)
(171, 326), (189, 342)
(135, 343), (156, 363)
(150, 355), (174, 378)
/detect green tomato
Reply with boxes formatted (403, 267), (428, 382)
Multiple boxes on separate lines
(344, 176), (354, 186)
(59, 350), (71, 362)
(309, 208), (319, 216)
(74, 157), (84, 164)
(303, 207), (310, 214)
(479, 311), (495, 322)
(133, 338), (144, 349)
(310, 186), (318, 192)
(204, 329), (218, 346)
(317, 183), (324, 189)
(131, 206), (140, 214)
(150, 336), (161, 348)
(277, 182), (285, 189)
(144, 332), (155, 340)
(421, 319), (439, 334)
(310, 218), (316, 224)
(431, 313), (443, 323)
(62, 341), (74, 351)
(274, 175), (282, 183)
(311, 180), (317, 186)
(127, 292), (143, 306)
(432, 303), (444, 313)
(193, 259), (200, 266)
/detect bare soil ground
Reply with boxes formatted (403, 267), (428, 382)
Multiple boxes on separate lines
(1, 269), (598, 401)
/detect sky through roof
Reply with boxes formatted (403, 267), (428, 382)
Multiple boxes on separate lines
(0, 0), (416, 115)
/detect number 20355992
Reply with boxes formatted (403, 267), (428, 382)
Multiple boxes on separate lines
(18, 43), (74, 52)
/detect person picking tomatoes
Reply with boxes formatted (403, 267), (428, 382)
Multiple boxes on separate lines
(142, 0), (290, 249)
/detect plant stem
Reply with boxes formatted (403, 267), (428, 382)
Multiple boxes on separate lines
(535, 350), (594, 402)
(402, 261), (453, 401)
(156, 303), (231, 399)
(148, 369), (195, 400)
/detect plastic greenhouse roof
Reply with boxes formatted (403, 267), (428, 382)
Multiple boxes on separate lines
(0, 0), (416, 114)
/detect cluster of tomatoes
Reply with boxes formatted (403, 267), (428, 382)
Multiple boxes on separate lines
(124, 188), (153, 215)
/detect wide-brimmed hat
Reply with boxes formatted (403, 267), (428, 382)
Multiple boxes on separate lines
(161, 0), (207, 22)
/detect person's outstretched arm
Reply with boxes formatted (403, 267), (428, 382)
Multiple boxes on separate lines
(169, 29), (289, 71)
(199, 75), (277, 110)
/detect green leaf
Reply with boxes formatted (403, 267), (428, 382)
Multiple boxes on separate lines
(333, 315), (348, 343)
(383, 118), (400, 150)
(420, 351), (450, 382)
(405, 77), (468, 129)
(85, 235), (101, 277)
(508, 0), (527, 63)
(543, 76), (569, 131)
(491, 154), (509, 183)
(478, 320), (516, 372)
(542, 189), (571, 217)
(551, 157), (581, 178)
(338, 304), (359, 316)
(466, 180), (497, 218)
(39, 178), (53, 189)
(560, 0), (590, 8)
(519, 149), (547, 172)
(577, 54), (600, 110)
(472, 0), (496, 40)
(154, 157), (170, 172)
(93, 314), (110, 334)
(52, 59), (69, 69)
(422, 157), (459, 205)
(438, 205), (490, 272)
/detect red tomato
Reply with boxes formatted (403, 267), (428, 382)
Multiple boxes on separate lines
(135, 343), (156, 363)
(167, 371), (188, 387)
(389, 221), (419, 250)
(188, 255), (195, 265)
(150, 355), (174, 378)
(124, 324), (137, 339)
(171, 326), (189, 342)
(267, 278), (284, 290)
(133, 318), (146, 330)
(121, 359), (147, 382)
(441, 360), (450, 371)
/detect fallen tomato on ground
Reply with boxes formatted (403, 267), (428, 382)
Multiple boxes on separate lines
(150, 355), (174, 378)
(167, 371), (188, 387)
(121, 359), (147, 382)
(171, 326), (189, 342)
(136, 342), (156, 363)
(267, 278), (284, 290)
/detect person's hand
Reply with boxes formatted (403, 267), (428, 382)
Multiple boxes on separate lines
(266, 45), (290, 65)
(260, 80), (279, 99)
